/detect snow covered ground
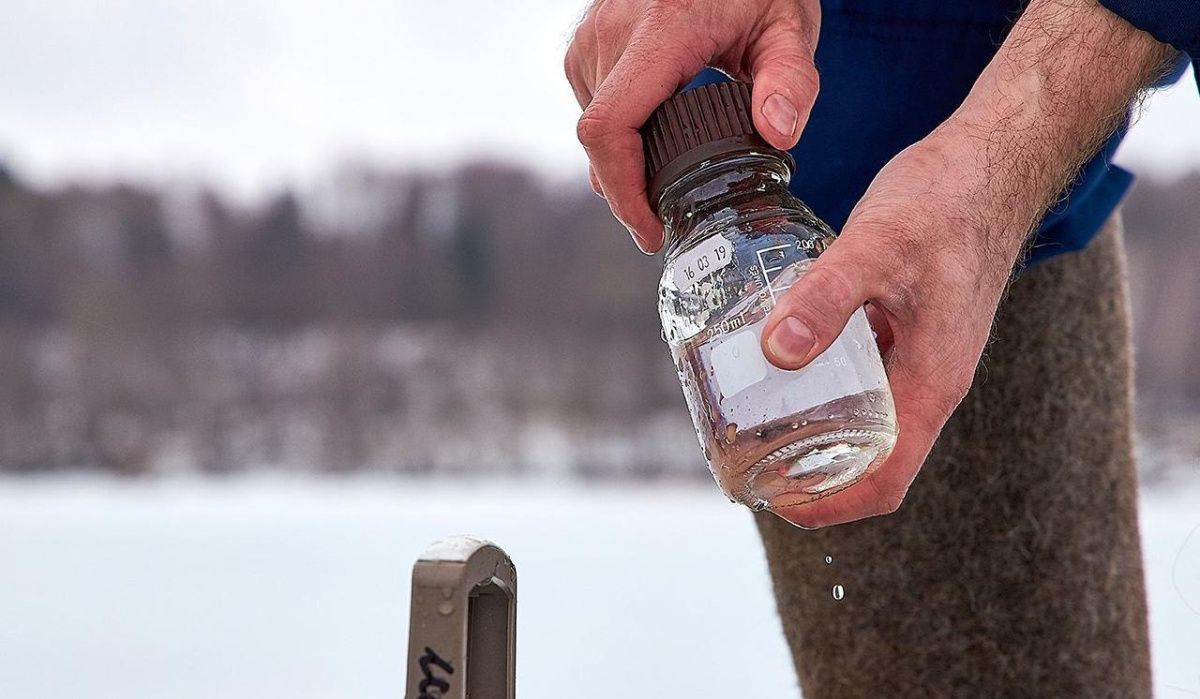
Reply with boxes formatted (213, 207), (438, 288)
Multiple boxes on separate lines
(1, 476), (1198, 698)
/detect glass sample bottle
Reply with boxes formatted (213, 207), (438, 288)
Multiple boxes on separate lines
(643, 82), (897, 517)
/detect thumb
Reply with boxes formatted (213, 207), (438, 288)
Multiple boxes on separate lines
(760, 241), (879, 370)
(746, 20), (820, 150)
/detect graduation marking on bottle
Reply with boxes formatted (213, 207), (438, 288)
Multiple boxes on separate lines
(755, 243), (795, 303)
(673, 234), (733, 290)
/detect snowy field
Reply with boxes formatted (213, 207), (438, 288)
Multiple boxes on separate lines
(1, 476), (1198, 698)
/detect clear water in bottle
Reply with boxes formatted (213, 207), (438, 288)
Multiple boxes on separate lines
(643, 81), (898, 519)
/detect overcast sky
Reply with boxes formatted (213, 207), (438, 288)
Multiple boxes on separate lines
(1, 0), (1197, 201)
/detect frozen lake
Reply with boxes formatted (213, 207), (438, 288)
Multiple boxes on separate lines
(1, 476), (1198, 698)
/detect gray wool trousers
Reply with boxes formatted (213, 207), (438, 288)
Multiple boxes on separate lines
(756, 217), (1152, 698)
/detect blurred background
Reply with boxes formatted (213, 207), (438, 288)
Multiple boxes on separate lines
(0, 1), (1198, 697)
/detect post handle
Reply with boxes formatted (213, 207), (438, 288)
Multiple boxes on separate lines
(405, 536), (517, 699)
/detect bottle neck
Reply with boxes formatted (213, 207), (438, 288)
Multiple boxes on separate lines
(656, 152), (796, 254)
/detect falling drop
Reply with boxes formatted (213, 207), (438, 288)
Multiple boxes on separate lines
(725, 423), (738, 444)
(824, 555), (833, 565)
(832, 584), (845, 601)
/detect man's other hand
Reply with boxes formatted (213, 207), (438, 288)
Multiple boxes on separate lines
(564, 0), (820, 253)
(758, 0), (1172, 529)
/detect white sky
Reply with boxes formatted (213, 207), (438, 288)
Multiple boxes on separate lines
(0, 0), (1197, 201)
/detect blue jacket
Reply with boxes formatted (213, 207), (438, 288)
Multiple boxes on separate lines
(690, 0), (1198, 266)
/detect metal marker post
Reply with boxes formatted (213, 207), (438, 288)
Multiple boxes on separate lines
(405, 537), (517, 699)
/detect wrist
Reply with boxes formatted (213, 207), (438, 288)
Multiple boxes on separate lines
(920, 115), (1046, 262)
(948, 0), (1172, 229)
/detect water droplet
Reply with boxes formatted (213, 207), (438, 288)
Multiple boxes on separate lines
(801, 419), (808, 426)
(832, 584), (845, 601)
(790, 422), (799, 430)
(754, 430), (763, 438)
(660, 328), (669, 343)
(725, 423), (738, 444)
(438, 601), (455, 616)
(854, 340), (863, 350)
(824, 555), (833, 565)
(440, 587), (454, 600)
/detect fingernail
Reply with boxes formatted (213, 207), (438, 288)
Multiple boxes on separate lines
(763, 93), (798, 139)
(767, 316), (814, 365)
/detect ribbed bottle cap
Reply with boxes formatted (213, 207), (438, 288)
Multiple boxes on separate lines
(641, 81), (793, 212)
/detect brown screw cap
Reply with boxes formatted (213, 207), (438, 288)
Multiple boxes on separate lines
(641, 81), (794, 213)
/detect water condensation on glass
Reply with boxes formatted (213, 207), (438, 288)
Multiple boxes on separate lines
(659, 210), (898, 517)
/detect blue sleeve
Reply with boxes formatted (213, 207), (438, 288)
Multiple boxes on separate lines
(1098, 0), (1199, 91)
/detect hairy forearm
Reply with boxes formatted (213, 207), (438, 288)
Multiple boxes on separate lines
(949, 0), (1174, 249)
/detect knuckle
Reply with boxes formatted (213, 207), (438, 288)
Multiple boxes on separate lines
(591, 0), (623, 36)
(865, 475), (908, 518)
(807, 263), (859, 304)
(773, 23), (819, 66)
(786, 264), (860, 331)
(575, 108), (612, 148)
(569, 12), (597, 55)
(794, 58), (820, 99)
(876, 491), (906, 516)
(645, 0), (690, 17)
(569, 16), (589, 47)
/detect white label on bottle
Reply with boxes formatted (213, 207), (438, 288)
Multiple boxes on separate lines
(710, 329), (767, 398)
(673, 234), (733, 290)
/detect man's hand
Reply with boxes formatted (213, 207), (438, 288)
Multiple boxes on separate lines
(759, 0), (1173, 528)
(760, 122), (1025, 528)
(565, 0), (820, 253)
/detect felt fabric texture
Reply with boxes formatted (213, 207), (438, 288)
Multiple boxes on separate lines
(756, 217), (1151, 698)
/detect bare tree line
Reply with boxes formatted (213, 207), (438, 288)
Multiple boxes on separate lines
(0, 160), (1195, 480)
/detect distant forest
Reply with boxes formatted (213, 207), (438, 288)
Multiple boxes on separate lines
(0, 161), (1196, 479)
(0, 161), (660, 330)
